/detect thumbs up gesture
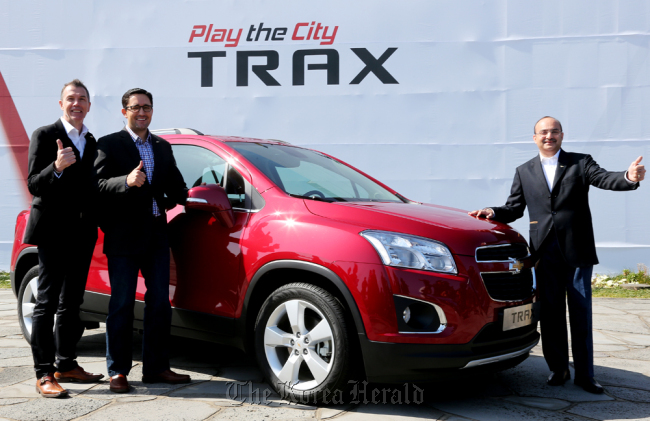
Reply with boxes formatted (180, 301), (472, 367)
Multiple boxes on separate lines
(127, 161), (146, 187)
(54, 139), (76, 172)
(627, 156), (646, 182)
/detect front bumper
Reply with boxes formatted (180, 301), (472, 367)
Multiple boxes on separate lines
(358, 319), (540, 383)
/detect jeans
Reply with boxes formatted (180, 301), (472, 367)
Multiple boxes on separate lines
(105, 223), (172, 377)
(536, 233), (594, 380)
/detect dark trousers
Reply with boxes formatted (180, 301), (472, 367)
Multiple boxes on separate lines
(31, 232), (96, 378)
(105, 222), (172, 377)
(536, 234), (594, 380)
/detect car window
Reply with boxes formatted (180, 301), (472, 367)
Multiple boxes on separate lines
(225, 165), (246, 208)
(276, 161), (357, 199)
(172, 145), (226, 188)
(355, 183), (371, 199)
(172, 144), (251, 210)
(227, 142), (403, 203)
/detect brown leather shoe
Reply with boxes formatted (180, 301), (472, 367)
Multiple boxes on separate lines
(142, 369), (191, 384)
(35, 374), (68, 398)
(55, 366), (104, 383)
(109, 374), (130, 393)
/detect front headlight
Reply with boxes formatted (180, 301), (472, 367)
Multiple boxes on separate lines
(360, 230), (457, 274)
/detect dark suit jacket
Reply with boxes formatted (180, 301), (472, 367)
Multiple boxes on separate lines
(94, 129), (187, 256)
(24, 119), (98, 245)
(491, 150), (639, 267)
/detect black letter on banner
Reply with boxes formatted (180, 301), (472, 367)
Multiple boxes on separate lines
(236, 51), (280, 87)
(188, 51), (227, 87)
(292, 49), (339, 86)
(350, 48), (398, 84)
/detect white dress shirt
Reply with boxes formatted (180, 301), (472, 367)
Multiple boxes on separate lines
(540, 150), (560, 191)
(540, 150), (635, 188)
(60, 117), (89, 159)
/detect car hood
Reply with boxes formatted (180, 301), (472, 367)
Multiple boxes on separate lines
(303, 200), (526, 257)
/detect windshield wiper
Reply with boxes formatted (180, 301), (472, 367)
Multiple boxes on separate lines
(289, 194), (335, 202)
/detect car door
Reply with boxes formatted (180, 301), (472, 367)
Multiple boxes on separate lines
(168, 143), (251, 319)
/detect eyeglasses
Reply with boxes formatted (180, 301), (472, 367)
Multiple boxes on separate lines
(125, 105), (153, 113)
(535, 130), (562, 136)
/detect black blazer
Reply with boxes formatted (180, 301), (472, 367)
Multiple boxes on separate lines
(491, 150), (639, 267)
(94, 129), (187, 256)
(24, 119), (98, 245)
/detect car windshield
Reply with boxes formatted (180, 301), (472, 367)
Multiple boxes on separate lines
(227, 142), (404, 203)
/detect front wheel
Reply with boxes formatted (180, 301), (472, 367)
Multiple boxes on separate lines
(254, 282), (351, 403)
(17, 266), (40, 344)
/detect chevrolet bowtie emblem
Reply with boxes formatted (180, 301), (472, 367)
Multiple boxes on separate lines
(508, 258), (524, 274)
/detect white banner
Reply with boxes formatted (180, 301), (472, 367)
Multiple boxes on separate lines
(1, 0), (649, 273)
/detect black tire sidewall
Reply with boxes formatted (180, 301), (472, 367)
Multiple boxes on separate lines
(17, 266), (39, 344)
(254, 282), (350, 403)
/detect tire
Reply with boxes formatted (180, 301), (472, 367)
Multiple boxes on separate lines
(17, 265), (40, 344)
(254, 282), (351, 404)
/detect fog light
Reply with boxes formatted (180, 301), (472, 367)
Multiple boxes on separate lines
(403, 306), (411, 323)
(393, 295), (447, 334)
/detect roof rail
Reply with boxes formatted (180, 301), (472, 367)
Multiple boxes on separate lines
(150, 128), (204, 135)
(265, 139), (292, 145)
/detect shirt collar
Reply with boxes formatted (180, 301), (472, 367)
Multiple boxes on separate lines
(60, 116), (88, 138)
(539, 150), (560, 164)
(125, 125), (151, 144)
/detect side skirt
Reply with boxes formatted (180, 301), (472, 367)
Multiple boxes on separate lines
(80, 291), (243, 350)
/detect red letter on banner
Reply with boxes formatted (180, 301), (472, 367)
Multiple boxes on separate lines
(320, 26), (338, 45)
(225, 29), (242, 47)
(292, 23), (308, 40)
(204, 24), (213, 42)
(211, 29), (226, 42)
(189, 25), (206, 43)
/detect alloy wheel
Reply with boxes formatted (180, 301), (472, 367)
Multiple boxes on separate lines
(263, 299), (335, 390)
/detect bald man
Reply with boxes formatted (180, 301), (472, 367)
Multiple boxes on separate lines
(469, 116), (645, 394)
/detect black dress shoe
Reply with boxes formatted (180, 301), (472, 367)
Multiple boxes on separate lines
(574, 377), (604, 394)
(547, 369), (570, 386)
(141, 369), (191, 384)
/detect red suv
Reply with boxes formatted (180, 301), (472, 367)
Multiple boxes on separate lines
(11, 130), (539, 401)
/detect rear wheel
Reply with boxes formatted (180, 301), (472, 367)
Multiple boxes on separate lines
(17, 266), (40, 344)
(254, 282), (351, 403)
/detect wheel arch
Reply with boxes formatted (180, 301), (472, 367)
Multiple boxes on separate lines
(12, 247), (38, 297)
(240, 260), (367, 352)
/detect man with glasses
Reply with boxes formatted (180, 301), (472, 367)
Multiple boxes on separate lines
(469, 116), (645, 394)
(95, 88), (189, 393)
(25, 79), (104, 398)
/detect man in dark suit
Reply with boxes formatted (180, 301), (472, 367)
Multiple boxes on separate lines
(470, 116), (645, 394)
(95, 88), (189, 393)
(25, 79), (104, 398)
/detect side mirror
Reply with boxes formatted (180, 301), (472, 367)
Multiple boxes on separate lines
(185, 185), (235, 228)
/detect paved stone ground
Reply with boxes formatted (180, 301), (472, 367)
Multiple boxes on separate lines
(0, 289), (648, 420)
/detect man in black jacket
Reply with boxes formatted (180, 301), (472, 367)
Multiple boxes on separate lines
(470, 116), (645, 394)
(95, 88), (189, 393)
(25, 79), (104, 398)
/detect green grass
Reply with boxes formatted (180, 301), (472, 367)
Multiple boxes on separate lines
(609, 267), (650, 285)
(592, 264), (650, 298)
(593, 287), (650, 298)
(0, 271), (10, 289)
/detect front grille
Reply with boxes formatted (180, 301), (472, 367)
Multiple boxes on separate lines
(476, 243), (529, 262)
(480, 269), (534, 301)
